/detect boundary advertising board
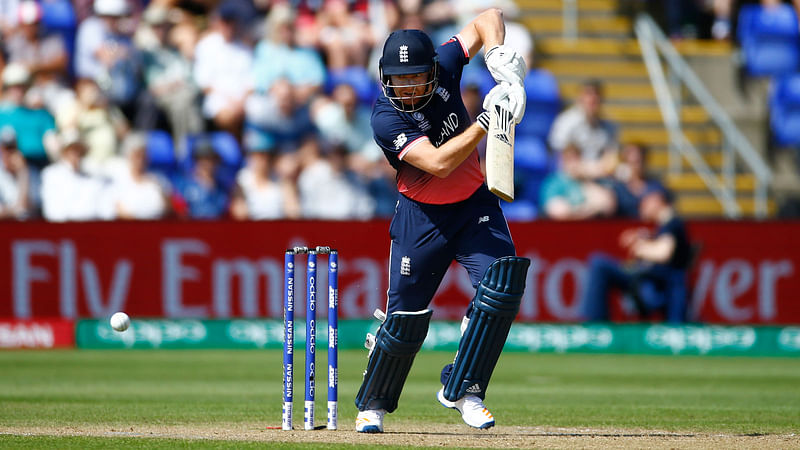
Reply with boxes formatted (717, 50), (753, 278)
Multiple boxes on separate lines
(1, 221), (798, 323)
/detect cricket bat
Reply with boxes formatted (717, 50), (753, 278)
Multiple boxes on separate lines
(485, 102), (515, 202)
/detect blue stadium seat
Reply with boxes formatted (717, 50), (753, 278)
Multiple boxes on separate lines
(327, 66), (380, 105)
(518, 69), (561, 138)
(501, 199), (538, 222)
(208, 131), (243, 168)
(146, 129), (176, 173)
(770, 74), (800, 147)
(513, 135), (553, 213)
(515, 169), (549, 208)
(460, 66), (494, 98)
(737, 4), (800, 77)
(40, 0), (77, 75)
(515, 135), (551, 172)
(183, 132), (243, 189)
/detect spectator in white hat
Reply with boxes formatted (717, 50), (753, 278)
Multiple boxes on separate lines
(40, 130), (113, 221)
(108, 132), (171, 220)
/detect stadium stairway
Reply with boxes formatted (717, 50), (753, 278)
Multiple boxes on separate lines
(517, 0), (777, 218)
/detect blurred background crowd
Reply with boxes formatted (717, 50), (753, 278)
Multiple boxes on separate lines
(625, 0), (800, 41)
(0, 0), (794, 223)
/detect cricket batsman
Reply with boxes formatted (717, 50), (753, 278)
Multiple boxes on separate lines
(354, 9), (531, 432)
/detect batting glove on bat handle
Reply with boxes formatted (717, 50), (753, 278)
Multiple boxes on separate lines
(485, 45), (526, 86)
(476, 111), (491, 132)
(483, 84), (525, 124)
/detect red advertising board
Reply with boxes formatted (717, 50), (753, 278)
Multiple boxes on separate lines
(0, 220), (798, 324)
(0, 319), (75, 348)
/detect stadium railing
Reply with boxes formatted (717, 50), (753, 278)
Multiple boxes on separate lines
(634, 14), (772, 219)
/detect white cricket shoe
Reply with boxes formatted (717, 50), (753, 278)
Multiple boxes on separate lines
(437, 388), (495, 429)
(355, 409), (386, 433)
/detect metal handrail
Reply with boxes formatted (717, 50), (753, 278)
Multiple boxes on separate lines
(563, 0), (578, 41)
(634, 14), (772, 218)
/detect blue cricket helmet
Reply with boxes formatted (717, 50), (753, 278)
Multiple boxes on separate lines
(379, 29), (440, 112)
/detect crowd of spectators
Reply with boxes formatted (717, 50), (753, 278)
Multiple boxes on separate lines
(0, 0), (541, 222)
(537, 77), (694, 322)
(540, 78), (670, 223)
(625, 0), (800, 41)
(538, 78), (692, 322)
(0, 0), (676, 225)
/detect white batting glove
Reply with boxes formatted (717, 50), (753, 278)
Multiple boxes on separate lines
(485, 45), (526, 87)
(483, 82), (526, 124)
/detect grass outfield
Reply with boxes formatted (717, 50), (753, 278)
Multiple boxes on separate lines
(1, 350), (799, 448)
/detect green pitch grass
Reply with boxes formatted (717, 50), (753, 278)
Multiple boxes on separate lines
(1, 350), (799, 448)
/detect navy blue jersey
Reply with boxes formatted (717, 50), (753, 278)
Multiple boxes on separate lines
(371, 35), (484, 204)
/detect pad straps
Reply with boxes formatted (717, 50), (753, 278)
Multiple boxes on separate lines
(443, 256), (530, 401)
(355, 309), (432, 412)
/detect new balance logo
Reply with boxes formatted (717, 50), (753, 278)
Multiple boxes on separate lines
(466, 383), (482, 394)
(399, 45), (409, 63)
(478, 216), (489, 224)
(393, 133), (407, 150)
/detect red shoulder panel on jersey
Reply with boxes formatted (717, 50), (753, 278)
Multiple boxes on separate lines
(442, 34), (470, 59)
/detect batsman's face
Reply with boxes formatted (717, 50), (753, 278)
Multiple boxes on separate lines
(390, 72), (432, 105)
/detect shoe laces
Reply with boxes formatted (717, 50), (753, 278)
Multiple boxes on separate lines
(462, 395), (492, 416)
(358, 409), (385, 421)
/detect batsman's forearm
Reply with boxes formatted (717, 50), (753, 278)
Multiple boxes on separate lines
(473, 8), (505, 51)
(432, 124), (487, 178)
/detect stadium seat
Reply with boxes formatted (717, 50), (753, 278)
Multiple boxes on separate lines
(513, 136), (553, 213)
(326, 66), (380, 105)
(518, 69), (561, 139)
(515, 170), (548, 210)
(183, 132), (243, 189)
(501, 199), (538, 222)
(737, 4), (800, 77)
(208, 131), (243, 168)
(40, 0), (77, 74)
(146, 129), (177, 175)
(515, 135), (551, 172)
(769, 74), (800, 147)
(460, 66), (494, 98)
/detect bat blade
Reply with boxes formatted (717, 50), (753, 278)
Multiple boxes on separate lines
(485, 102), (515, 202)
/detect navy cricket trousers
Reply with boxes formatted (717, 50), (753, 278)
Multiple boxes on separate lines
(386, 184), (516, 314)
